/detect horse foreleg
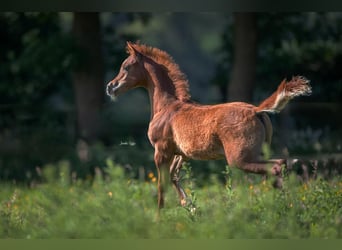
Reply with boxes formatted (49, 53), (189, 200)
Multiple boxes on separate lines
(154, 147), (173, 210)
(170, 155), (187, 206)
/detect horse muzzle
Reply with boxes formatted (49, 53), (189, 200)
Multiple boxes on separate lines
(106, 81), (120, 97)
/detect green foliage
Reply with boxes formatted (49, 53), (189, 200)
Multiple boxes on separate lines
(0, 13), (76, 111)
(222, 164), (234, 201)
(0, 160), (341, 238)
(180, 162), (199, 220)
(214, 12), (342, 105)
(0, 13), (78, 181)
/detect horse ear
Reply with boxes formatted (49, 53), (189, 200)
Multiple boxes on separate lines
(126, 41), (134, 54)
(126, 41), (142, 61)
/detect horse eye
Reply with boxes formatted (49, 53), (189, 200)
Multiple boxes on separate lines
(123, 65), (129, 71)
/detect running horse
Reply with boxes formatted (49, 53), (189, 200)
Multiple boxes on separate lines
(106, 42), (312, 209)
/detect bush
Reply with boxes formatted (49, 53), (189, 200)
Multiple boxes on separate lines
(0, 160), (341, 238)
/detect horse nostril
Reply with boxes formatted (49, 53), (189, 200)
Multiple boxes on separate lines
(106, 84), (114, 95)
(106, 81), (120, 95)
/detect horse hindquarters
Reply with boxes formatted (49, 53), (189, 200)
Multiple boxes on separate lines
(219, 113), (285, 187)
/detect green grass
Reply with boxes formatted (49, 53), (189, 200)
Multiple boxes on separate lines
(0, 159), (341, 238)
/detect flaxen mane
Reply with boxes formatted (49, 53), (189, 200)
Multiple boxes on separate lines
(128, 43), (191, 102)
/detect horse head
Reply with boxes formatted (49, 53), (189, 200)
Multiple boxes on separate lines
(106, 42), (146, 98)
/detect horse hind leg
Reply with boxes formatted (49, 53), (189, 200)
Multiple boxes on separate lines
(226, 153), (286, 188)
(243, 159), (286, 188)
(170, 155), (188, 206)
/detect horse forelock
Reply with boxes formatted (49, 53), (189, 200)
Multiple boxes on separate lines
(127, 42), (191, 102)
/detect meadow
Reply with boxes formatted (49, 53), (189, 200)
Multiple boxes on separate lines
(0, 158), (341, 239)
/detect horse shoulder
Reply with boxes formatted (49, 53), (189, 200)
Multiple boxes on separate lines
(147, 104), (181, 146)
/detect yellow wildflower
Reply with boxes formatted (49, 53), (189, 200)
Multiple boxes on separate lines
(148, 172), (154, 179)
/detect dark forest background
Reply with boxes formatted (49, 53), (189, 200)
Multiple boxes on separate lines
(0, 12), (341, 182)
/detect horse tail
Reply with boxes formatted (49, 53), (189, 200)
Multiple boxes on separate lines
(255, 76), (311, 114)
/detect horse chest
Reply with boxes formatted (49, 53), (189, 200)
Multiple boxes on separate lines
(147, 116), (173, 146)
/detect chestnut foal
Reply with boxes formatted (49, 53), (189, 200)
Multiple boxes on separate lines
(107, 42), (312, 210)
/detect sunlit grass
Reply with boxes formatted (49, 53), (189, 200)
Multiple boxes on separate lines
(0, 159), (341, 238)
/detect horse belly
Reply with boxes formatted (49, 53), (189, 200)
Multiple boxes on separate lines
(174, 130), (225, 160)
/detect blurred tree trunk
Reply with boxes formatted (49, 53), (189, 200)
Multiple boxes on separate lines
(72, 12), (104, 143)
(228, 13), (257, 102)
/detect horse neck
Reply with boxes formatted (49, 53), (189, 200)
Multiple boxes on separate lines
(144, 61), (178, 118)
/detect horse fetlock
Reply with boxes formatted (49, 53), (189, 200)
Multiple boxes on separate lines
(271, 164), (283, 176)
(180, 198), (187, 207)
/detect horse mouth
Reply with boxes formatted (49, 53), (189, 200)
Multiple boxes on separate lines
(107, 88), (119, 101)
(106, 88), (117, 97)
